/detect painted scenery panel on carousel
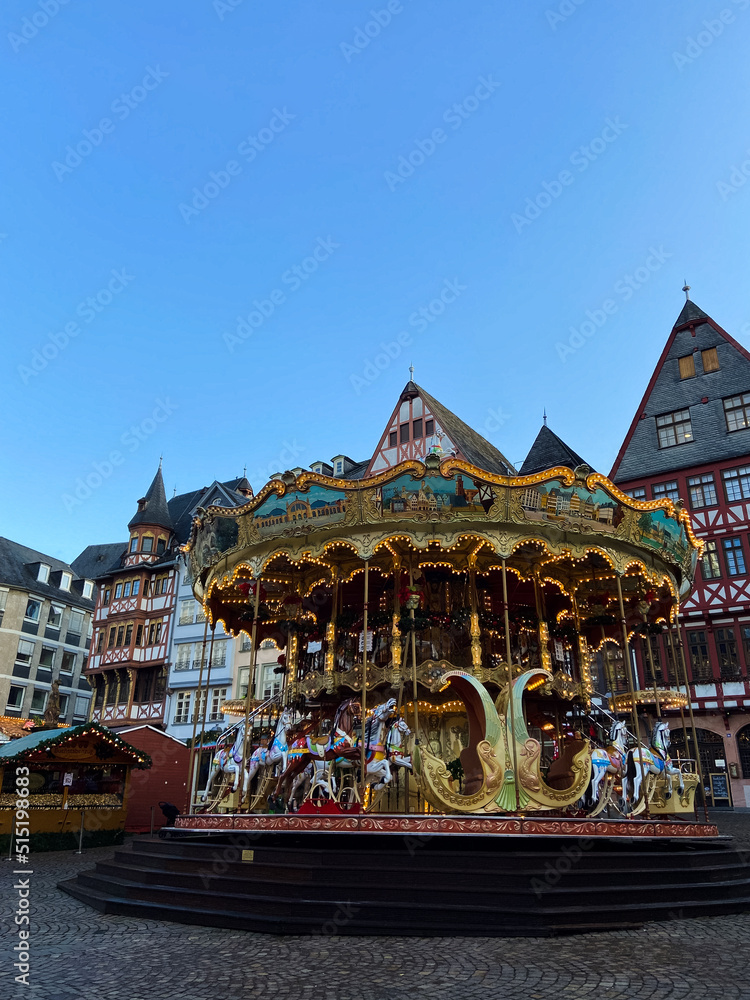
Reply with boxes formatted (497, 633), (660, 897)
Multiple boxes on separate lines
(380, 473), (494, 518)
(251, 485), (347, 537)
(518, 480), (621, 533)
(635, 508), (690, 564)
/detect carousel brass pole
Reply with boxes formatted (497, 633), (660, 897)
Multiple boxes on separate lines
(501, 559), (521, 812)
(616, 575), (650, 819)
(239, 578), (262, 810)
(409, 562), (420, 760)
(642, 633), (662, 720)
(601, 628), (616, 710)
(187, 614), (209, 811)
(360, 560), (370, 800)
(674, 610), (710, 823)
(197, 626), (216, 762)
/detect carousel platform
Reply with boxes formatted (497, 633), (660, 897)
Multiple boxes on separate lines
(59, 815), (750, 936)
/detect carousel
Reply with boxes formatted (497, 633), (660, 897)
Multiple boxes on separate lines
(179, 447), (708, 829)
(65, 438), (750, 934)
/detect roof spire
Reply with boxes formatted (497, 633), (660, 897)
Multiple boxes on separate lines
(543, 408), (548, 427)
(682, 281), (691, 302)
(409, 363), (414, 383)
(159, 454), (163, 470)
(243, 464), (247, 478)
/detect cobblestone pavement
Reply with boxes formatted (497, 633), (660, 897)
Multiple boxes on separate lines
(2, 812), (749, 1000)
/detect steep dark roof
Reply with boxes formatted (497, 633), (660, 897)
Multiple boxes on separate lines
(340, 460), (370, 481)
(416, 384), (516, 475)
(519, 425), (589, 476)
(0, 537), (95, 609)
(128, 467), (174, 531)
(71, 543), (127, 580)
(610, 301), (750, 482)
(168, 479), (253, 543)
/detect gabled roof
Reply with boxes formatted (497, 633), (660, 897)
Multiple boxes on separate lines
(365, 381), (516, 477)
(168, 479), (252, 543)
(128, 467), (174, 532)
(610, 300), (750, 482)
(0, 537), (95, 609)
(71, 543), (127, 580)
(519, 425), (589, 476)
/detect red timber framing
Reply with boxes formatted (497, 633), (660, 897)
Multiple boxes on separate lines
(611, 299), (750, 808)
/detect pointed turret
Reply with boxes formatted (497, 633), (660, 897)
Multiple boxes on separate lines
(128, 466), (174, 532)
(365, 380), (516, 477)
(519, 425), (589, 476)
(610, 300), (750, 482)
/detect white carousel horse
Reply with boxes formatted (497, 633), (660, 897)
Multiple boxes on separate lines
(385, 717), (413, 770)
(588, 720), (628, 806)
(201, 719), (247, 801)
(622, 720), (684, 813)
(242, 706), (294, 798)
(336, 697), (398, 791)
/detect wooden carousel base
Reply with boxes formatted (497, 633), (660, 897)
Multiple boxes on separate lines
(59, 813), (750, 936)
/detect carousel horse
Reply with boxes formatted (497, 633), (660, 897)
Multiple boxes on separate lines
(385, 716), (413, 770)
(588, 720), (628, 806)
(274, 697), (362, 798)
(241, 706), (294, 798)
(622, 720), (684, 813)
(201, 719), (247, 801)
(335, 697), (399, 791)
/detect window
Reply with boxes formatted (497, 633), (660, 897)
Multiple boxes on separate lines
(68, 609), (84, 635)
(702, 347), (720, 372)
(425, 419), (434, 436)
(74, 695), (89, 718)
(656, 409), (693, 447)
(173, 691), (190, 725)
(388, 431), (397, 447)
(130, 537), (138, 552)
(114, 584), (123, 599)
(82, 580), (93, 599)
(212, 640), (227, 667)
(335, 461), (343, 475)
(194, 690), (207, 723)
(25, 598), (41, 621)
(132, 580), (140, 596)
(60, 572), (71, 591)
(39, 646), (55, 668)
(743, 628), (750, 670)
(142, 537), (153, 553)
(175, 644), (192, 670)
(210, 688), (228, 721)
(0, 589), (7, 625)
(124, 624), (133, 647)
(30, 690), (47, 714)
(688, 631), (712, 681)
(688, 474), (717, 509)
(400, 423), (410, 444)
(413, 418), (423, 439)
(652, 481), (680, 503)
(47, 605), (62, 628)
(115, 626), (125, 647)
(58, 694), (69, 718)
(156, 538), (166, 555)
(135, 624), (143, 646)
(195, 603), (206, 624)
(624, 487), (647, 501)
(701, 541), (722, 580)
(723, 393), (750, 432)
(160, 578), (169, 595)
(123, 582), (131, 597)
(16, 640), (35, 665)
(108, 627), (116, 648)
(37, 564), (50, 583)
(723, 537), (746, 576)
(6, 686), (24, 711)
(716, 628), (740, 679)
(103, 588), (111, 606)
(180, 600), (194, 625)
(155, 622), (163, 643)
(96, 631), (104, 654)
(722, 465), (750, 502)
(678, 354), (695, 379)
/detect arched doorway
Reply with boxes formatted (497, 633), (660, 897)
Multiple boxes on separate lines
(738, 724), (750, 780)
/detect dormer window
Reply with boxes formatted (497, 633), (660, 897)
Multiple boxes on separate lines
(37, 564), (50, 584)
(335, 461), (343, 475)
(60, 572), (72, 591)
(82, 580), (93, 599)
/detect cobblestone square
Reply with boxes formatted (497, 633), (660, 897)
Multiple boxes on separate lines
(2, 813), (749, 1000)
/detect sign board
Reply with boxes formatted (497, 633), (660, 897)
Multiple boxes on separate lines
(710, 771), (731, 804)
(63, 772), (74, 787)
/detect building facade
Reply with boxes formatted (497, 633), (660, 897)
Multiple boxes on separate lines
(610, 298), (750, 807)
(0, 538), (95, 726)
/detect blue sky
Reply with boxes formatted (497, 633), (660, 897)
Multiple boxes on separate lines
(3, 0), (750, 562)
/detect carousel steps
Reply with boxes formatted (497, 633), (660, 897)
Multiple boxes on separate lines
(58, 833), (750, 935)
